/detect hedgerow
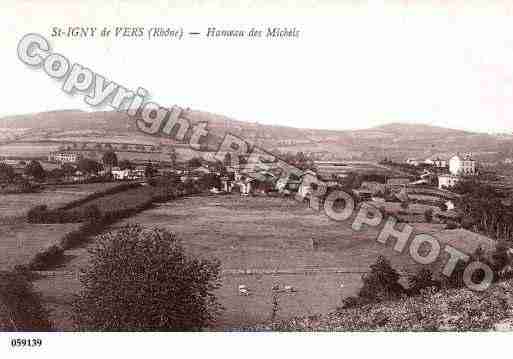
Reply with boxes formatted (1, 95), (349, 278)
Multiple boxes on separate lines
(25, 180), (203, 271)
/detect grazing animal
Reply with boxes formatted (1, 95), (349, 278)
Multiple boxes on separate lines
(238, 284), (250, 296)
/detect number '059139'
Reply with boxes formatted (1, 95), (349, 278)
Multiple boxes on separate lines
(10, 338), (42, 347)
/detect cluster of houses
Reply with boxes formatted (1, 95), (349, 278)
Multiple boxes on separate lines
(407, 153), (478, 189)
(111, 166), (146, 181)
(217, 165), (302, 196)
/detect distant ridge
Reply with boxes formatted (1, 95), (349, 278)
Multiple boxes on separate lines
(0, 110), (510, 162)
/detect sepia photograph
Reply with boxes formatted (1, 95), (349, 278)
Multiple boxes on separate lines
(1, 0), (513, 357)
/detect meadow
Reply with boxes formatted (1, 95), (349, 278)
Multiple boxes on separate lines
(0, 182), (123, 219)
(30, 194), (491, 329)
(0, 222), (81, 271)
(67, 185), (156, 215)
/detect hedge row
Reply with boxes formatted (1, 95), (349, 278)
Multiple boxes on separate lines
(57, 182), (142, 211)
(25, 182), (202, 271)
(27, 183), (145, 224)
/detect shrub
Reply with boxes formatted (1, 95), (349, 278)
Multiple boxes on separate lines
(73, 225), (222, 331)
(339, 296), (371, 309)
(492, 241), (513, 277)
(0, 271), (51, 331)
(28, 244), (65, 271)
(27, 205), (49, 223)
(357, 256), (406, 303)
(407, 268), (440, 295)
(59, 230), (87, 250)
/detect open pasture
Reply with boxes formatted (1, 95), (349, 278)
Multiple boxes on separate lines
(110, 195), (456, 328)
(0, 182), (123, 219)
(31, 194), (488, 330)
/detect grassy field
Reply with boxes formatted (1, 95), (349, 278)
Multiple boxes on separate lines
(32, 195), (440, 329)
(0, 182), (128, 273)
(66, 185), (155, 215)
(0, 182), (123, 219)
(31, 194), (492, 330)
(0, 222), (81, 271)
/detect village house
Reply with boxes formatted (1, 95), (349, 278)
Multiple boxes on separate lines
(48, 151), (83, 164)
(237, 175), (254, 196)
(437, 153), (477, 189)
(434, 159), (448, 168)
(449, 153), (476, 176)
(430, 158), (448, 168)
(406, 158), (421, 166)
(424, 157), (448, 168)
(111, 165), (146, 181)
(111, 167), (131, 180)
(438, 174), (461, 189)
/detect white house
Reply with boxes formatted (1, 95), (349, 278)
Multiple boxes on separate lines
(425, 157), (448, 168)
(111, 167), (131, 180)
(111, 166), (146, 180)
(406, 158), (421, 166)
(438, 174), (461, 189)
(48, 151), (82, 164)
(449, 153), (476, 176)
(236, 176), (254, 195)
(433, 158), (448, 168)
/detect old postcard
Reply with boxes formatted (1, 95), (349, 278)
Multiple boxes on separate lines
(1, 0), (513, 357)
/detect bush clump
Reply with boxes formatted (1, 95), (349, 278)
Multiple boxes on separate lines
(341, 256), (406, 309)
(0, 271), (51, 331)
(28, 245), (65, 271)
(73, 225), (222, 331)
(407, 268), (440, 295)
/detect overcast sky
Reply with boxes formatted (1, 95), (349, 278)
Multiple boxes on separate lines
(2, 1), (513, 133)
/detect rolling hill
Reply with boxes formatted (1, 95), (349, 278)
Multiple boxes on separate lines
(1, 109), (513, 162)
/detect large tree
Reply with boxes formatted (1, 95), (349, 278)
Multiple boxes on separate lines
(168, 147), (177, 167)
(25, 160), (45, 181)
(78, 158), (102, 175)
(187, 157), (202, 169)
(223, 152), (232, 167)
(102, 150), (118, 173)
(73, 225), (222, 330)
(0, 163), (15, 183)
(118, 159), (133, 170)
